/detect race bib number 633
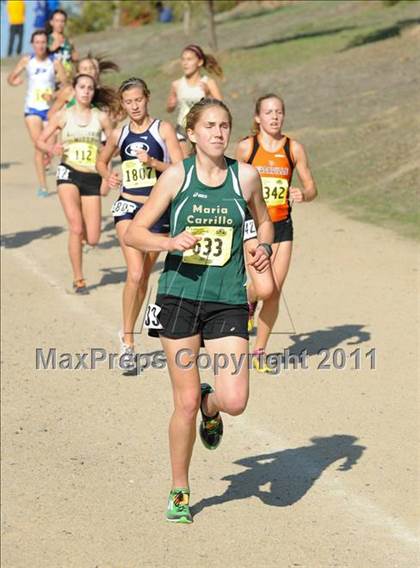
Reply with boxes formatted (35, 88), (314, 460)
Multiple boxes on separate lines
(182, 226), (233, 267)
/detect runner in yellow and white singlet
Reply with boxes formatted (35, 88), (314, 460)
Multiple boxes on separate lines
(37, 74), (113, 294)
(166, 44), (223, 157)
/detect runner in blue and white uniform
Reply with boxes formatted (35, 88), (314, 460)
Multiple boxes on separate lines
(96, 78), (183, 366)
(7, 30), (66, 197)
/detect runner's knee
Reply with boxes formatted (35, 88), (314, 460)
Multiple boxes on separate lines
(254, 279), (274, 301)
(86, 232), (100, 246)
(127, 268), (149, 287)
(218, 392), (248, 416)
(69, 222), (84, 238)
(175, 391), (201, 421)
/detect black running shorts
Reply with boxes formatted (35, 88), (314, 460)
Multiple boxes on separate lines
(150, 295), (249, 340)
(56, 163), (101, 196)
(244, 215), (293, 243)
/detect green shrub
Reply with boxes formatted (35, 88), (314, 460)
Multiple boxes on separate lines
(68, 1), (116, 36)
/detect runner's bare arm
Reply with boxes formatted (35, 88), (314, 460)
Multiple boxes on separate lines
(99, 112), (113, 140)
(124, 163), (199, 253)
(47, 84), (73, 119)
(161, 121), (184, 164)
(289, 141), (317, 203)
(7, 56), (29, 86)
(235, 137), (253, 162)
(240, 163), (273, 243)
(54, 60), (68, 86)
(206, 77), (222, 100)
(71, 44), (79, 62)
(96, 128), (121, 189)
(166, 81), (178, 113)
(36, 112), (65, 154)
(136, 121), (184, 173)
(240, 162), (273, 273)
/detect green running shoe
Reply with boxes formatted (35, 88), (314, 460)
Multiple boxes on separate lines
(166, 488), (193, 524)
(199, 383), (223, 450)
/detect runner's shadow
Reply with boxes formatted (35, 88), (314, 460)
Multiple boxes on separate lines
(102, 219), (115, 233)
(0, 161), (21, 169)
(191, 435), (366, 516)
(85, 266), (127, 291)
(270, 324), (370, 359)
(0, 226), (64, 248)
(96, 234), (120, 250)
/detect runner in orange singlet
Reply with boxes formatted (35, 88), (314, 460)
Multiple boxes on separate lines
(236, 94), (317, 372)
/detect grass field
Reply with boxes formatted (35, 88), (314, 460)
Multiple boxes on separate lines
(7, 0), (420, 238)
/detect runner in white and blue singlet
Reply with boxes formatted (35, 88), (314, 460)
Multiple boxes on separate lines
(7, 30), (66, 197)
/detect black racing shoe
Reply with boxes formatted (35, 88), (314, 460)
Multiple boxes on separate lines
(199, 383), (223, 450)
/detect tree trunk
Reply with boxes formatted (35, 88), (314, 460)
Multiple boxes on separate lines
(113, 0), (121, 29)
(183, 1), (191, 35)
(207, 0), (217, 51)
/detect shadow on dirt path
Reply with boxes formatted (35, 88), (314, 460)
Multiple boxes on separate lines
(192, 435), (366, 516)
(1, 226), (64, 248)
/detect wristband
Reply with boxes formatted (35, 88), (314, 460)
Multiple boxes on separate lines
(257, 243), (273, 258)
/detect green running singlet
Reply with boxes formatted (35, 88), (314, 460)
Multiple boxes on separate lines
(157, 156), (248, 304)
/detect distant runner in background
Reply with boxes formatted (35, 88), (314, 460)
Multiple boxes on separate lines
(7, 0), (25, 57)
(166, 44), (222, 157)
(47, 53), (120, 120)
(7, 30), (67, 198)
(47, 8), (78, 83)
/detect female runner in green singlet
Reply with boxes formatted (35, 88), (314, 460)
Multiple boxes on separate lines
(124, 98), (274, 523)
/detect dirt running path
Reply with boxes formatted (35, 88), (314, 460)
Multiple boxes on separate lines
(1, 73), (419, 568)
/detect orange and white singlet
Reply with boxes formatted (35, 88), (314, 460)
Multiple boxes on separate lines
(245, 134), (294, 222)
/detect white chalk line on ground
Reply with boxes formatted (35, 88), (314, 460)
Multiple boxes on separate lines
(5, 247), (118, 342)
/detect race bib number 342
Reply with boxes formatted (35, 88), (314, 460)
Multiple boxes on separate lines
(182, 226), (233, 267)
(262, 177), (289, 207)
(122, 159), (157, 189)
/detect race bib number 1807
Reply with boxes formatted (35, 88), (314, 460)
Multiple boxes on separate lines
(122, 159), (157, 189)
